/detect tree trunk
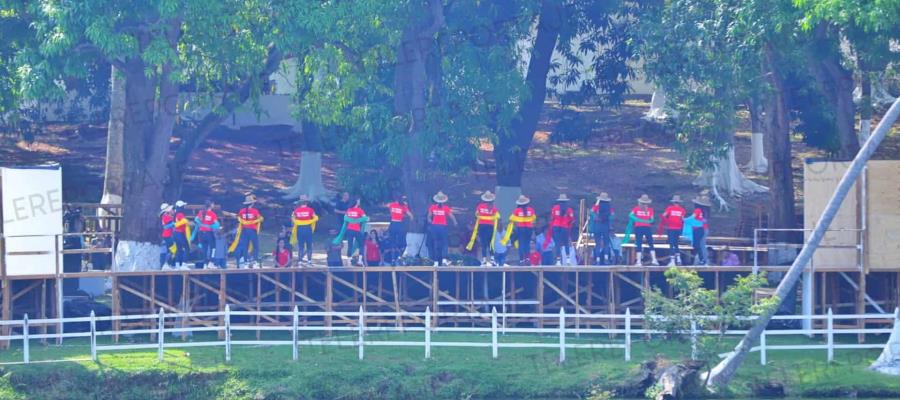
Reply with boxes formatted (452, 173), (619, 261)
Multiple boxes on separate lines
(746, 100), (768, 173)
(706, 98), (900, 388)
(494, 0), (561, 211)
(393, 0), (445, 236)
(693, 135), (768, 209)
(763, 45), (797, 240)
(807, 23), (860, 159)
(859, 72), (873, 144)
(282, 121), (329, 201)
(115, 58), (180, 270)
(100, 66), (125, 221)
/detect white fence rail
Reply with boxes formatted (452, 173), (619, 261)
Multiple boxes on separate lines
(0, 308), (895, 366)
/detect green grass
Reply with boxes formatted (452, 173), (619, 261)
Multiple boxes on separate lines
(0, 332), (897, 399)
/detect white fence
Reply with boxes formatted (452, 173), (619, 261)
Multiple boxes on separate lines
(0, 308), (895, 366)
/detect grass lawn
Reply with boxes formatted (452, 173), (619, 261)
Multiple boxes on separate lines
(0, 331), (897, 399)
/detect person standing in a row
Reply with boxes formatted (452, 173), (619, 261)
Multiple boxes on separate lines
(233, 194), (263, 268)
(428, 191), (457, 266)
(660, 195), (686, 266)
(345, 198), (367, 266)
(631, 194), (659, 266)
(691, 195), (711, 266)
(549, 194), (576, 265)
(387, 194), (414, 262)
(466, 191), (499, 266)
(589, 192), (614, 265)
(291, 195), (318, 265)
(501, 195), (536, 265)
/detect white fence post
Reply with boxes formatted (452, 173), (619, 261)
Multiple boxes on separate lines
(225, 305), (231, 362)
(827, 308), (834, 362)
(292, 306), (299, 361)
(157, 307), (165, 361)
(425, 307), (432, 359)
(358, 306), (365, 360)
(491, 307), (498, 359)
(559, 308), (566, 363)
(625, 308), (631, 361)
(22, 314), (29, 364)
(690, 320), (698, 361)
(501, 272), (507, 335)
(760, 331), (767, 365)
(90, 310), (97, 362)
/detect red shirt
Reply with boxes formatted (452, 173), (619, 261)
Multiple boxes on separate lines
(529, 251), (541, 266)
(238, 207), (262, 230)
(475, 202), (498, 225)
(174, 212), (187, 233)
(365, 239), (381, 263)
(661, 205), (687, 230)
(292, 205), (316, 221)
(345, 207), (365, 231)
(273, 248), (291, 267)
(196, 210), (218, 232)
(693, 208), (708, 229)
(429, 204), (452, 226)
(161, 214), (174, 238)
(388, 202), (409, 222)
(550, 204), (575, 228)
(631, 206), (654, 228)
(513, 206), (536, 227)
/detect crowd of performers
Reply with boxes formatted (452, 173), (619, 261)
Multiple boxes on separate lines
(157, 189), (713, 269)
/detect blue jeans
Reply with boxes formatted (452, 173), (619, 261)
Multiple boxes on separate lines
(346, 230), (364, 257)
(634, 226), (654, 254)
(198, 231), (215, 265)
(666, 229), (681, 260)
(592, 228), (612, 263)
(552, 227), (570, 258)
(237, 228), (260, 264)
(429, 225), (449, 262)
(160, 237), (174, 267)
(515, 227), (533, 262)
(296, 226), (313, 261)
(692, 228), (708, 264)
(389, 221), (407, 256)
(478, 224), (494, 259)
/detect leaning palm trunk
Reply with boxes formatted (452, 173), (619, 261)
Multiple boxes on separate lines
(706, 97), (900, 388)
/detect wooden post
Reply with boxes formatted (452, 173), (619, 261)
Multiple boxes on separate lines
(857, 272), (866, 343)
(224, 304), (231, 362)
(256, 271), (262, 340)
(218, 272), (226, 340)
(112, 275), (120, 342)
(357, 306), (364, 360)
(491, 307), (498, 359)
(624, 308), (631, 361)
(431, 270), (439, 327)
(558, 308), (566, 363)
(89, 310), (97, 361)
(181, 274), (189, 341)
(537, 271), (544, 328)
(157, 307), (165, 361)
(826, 307), (834, 362)
(292, 305), (299, 361)
(425, 306), (432, 359)
(325, 271), (333, 334)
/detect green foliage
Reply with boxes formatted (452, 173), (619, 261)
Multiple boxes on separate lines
(644, 268), (777, 372)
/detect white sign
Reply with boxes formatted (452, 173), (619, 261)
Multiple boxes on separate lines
(1, 165), (63, 276)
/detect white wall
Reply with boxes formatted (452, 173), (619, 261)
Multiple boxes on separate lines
(1, 165), (64, 276)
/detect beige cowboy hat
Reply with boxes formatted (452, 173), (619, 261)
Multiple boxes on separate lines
(670, 194), (683, 203)
(515, 195), (530, 205)
(692, 196), (712, 207)
(556, 193), (570, 202)
(481, 191), (496, 202)
(159, 203), (172, 214)
(596, 192), (611, 202)
(637, 194), (652, 204)
(174, 200), (187, 208)
(433, 191), (449, 203)
(296, 194), (310, 203)
(243, 193), (258, 205)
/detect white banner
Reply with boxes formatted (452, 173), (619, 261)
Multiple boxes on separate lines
(1, 165), (63, 276)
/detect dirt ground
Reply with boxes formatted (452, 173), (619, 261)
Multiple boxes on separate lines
(3, 100), (898, 252)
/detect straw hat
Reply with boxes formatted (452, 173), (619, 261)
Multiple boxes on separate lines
(433, 191), (449, 203)
(637, 194), (652, 204)
(296, 194), (310, 203)
(174, 200), (187, 208)
(670, 194), (683, 203)
(159, 203), (172, 214)
(481, 191), (496, 202)
(243, 193), (258, 205)
(596, 192), (611, 202)
(515, 195), (530, 205)
(692, 196), (712, 207)
(556, 193), (570, 202)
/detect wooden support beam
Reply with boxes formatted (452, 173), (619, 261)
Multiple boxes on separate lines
(325, 271), (333, 332)
(537, 270), (544, 328)
(331, 273), (423, 325)
(112, 275), (120, 342)
(541, 274), (590, 315)
(257, 273), (352, 323)
(432, 270), (439, 327)
(218, 273), (226, 340)
(188, 277), (280, 325)
(857, 272), (866, 343)
(10, 281), (42, 302)
(391, 271), (403, 328)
